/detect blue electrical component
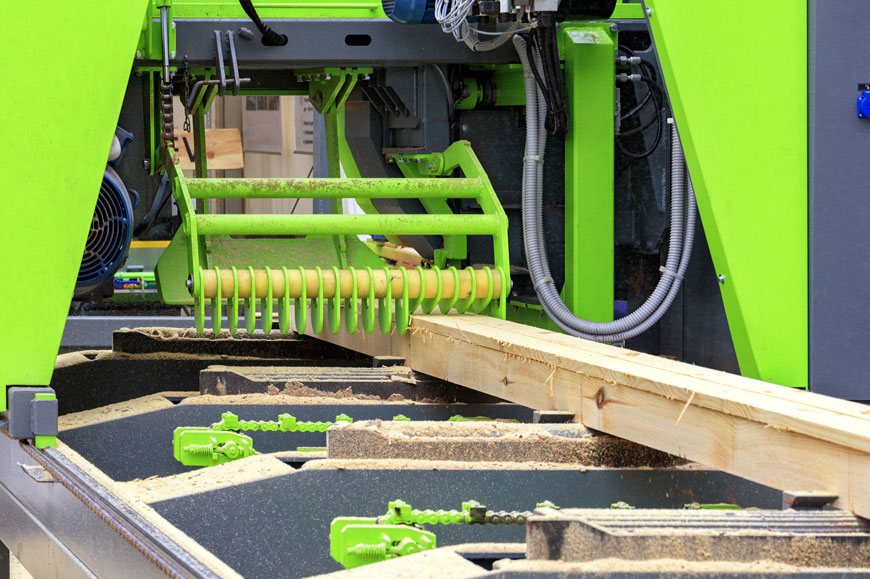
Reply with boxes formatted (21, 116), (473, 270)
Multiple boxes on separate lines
(381, 0), (436, 24)
(75, 166), (135, 297)
(857, 91), (870, 119)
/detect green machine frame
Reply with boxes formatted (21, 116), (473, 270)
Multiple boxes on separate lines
(1, 0), (811, 423)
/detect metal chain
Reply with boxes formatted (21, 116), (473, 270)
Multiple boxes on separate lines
(182, 57), (192, 133)
(210, 411), (353, 433)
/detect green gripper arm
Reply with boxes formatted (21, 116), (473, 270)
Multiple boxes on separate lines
(330, 499), (559, 569)
(172, 427), (257, 467)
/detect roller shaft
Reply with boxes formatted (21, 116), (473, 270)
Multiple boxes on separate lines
(200, 268), (502, 301)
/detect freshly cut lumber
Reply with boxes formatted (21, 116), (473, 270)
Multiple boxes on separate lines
(307, 313), (870, 518)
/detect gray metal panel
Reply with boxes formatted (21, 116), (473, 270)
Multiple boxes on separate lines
(809, 1), (870, 399)
(0, 435), (183, 578)
(170, 20), (519, 67)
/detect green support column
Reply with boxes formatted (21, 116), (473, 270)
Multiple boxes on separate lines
(561, 25), (616, 322)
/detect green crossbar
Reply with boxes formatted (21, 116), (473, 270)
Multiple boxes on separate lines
(186, 178), (483, 199)
(194, 214), (501, 236)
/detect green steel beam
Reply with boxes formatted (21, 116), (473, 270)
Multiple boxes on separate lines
(0, 0), (149, 410)
(560, 24), (616, 323)
(194, 214), (501, 236)
(644, 1), (808, 388)
(186, 178), (484, 198)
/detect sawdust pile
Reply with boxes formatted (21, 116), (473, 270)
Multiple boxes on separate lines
(116, 455), (294, 503)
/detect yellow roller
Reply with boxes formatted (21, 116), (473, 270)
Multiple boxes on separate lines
(200, 267), (503, 301)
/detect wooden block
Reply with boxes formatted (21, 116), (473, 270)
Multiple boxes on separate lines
(177, 128), (244, 171)
(326, 420), (683, 467)
(307, 312), (870, 519)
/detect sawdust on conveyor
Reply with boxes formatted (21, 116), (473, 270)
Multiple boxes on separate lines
(115, 454), (294, 503)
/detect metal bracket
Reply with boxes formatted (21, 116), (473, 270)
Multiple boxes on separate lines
(19, 463), (54, 483)
(185, 31), (250, 116)
(6, 388), (58, 449)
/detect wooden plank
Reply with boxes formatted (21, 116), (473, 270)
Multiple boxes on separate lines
(307, 313), (870, 518)
(177, 128), (244, 171)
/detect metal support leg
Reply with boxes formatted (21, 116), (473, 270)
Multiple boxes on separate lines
(193, 106), (208, 188)
(192, 105), (214, 265)
(561, 24), (616, 322)
(324, 111), (348, 267)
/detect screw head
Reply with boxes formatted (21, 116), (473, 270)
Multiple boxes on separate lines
(135, 50), (143, 59)
(610, 24), (618, 33)
(717, 274), (726, 284)
(461, 124), (470, 132)
(143, 159), (151, 170)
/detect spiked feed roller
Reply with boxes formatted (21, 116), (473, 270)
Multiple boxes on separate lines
(158, 139), (511, 336)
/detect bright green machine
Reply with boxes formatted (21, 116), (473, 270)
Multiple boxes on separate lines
(1, 0), (811, 434)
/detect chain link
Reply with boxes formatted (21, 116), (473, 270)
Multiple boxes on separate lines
(182, 56), (192, 133)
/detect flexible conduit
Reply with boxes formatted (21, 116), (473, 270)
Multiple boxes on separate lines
(513, 35), (697, 343)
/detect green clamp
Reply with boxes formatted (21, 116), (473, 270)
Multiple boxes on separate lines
(331, 498), (548, 569)
(173, 427), (257, 467)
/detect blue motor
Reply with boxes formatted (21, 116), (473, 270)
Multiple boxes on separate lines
(74, 164), (136, 297)
(381, 0), (436, 24)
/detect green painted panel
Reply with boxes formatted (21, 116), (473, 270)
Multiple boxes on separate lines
(0, 1), (149, 409)
(644, 1), (807, 387)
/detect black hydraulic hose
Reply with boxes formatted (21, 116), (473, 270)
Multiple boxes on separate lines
(239, 0), (288, 46)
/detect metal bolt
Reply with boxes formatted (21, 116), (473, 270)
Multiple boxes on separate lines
(718, 274), (726, 284)
(610, 24), (618, 33)
(135, 50), (143, 59)
(143, 159), (151, 170)
(171, 51), (176, 59)
(461, 124), (470, 132)
(646, 7), (653, 17)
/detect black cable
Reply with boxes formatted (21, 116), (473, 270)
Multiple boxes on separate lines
(239, 0), (288, 46)
(614, 46), (665, 159)
(616, 75), (663, 159)
(289, 165), (315, 215)
(431, 64), (455, 123)
(133, 173), (172, 237)
(538, 21), (566, 135)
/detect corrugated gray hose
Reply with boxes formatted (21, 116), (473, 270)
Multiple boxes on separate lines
(513, 35), (697, 343)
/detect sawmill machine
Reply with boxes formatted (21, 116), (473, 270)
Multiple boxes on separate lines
(4, 0), (870, 577)
(5, 0), (838, 411)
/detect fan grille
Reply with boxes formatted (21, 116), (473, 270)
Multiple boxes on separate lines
(76, 171), (132, 294)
